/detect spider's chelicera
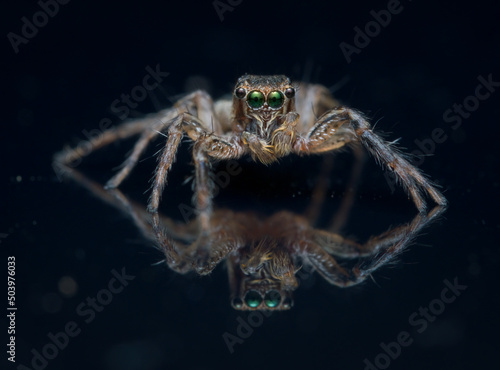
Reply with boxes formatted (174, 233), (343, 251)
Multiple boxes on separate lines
(54, 74), (447, 310)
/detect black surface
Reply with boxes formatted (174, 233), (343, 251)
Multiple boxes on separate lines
(3, 0), (499, 369)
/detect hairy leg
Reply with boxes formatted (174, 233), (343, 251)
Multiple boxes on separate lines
(303, 206), (445, 286)
(148, 113), (245, 261)
(104, 112), (177, 189)
(53, 118), (153, 169)
(296, 107), (447, 212)
(55, 164), (196, 273)
(65, 163), (244, 274)
(294, 82), (341, 132)
(189, 210), (246, 275)
(105, 91), (222, 189)
(296, 85), (364, 229)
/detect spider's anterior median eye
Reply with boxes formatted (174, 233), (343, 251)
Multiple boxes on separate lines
(267, 91), (284, 109)
(264, 290), (281, 308)
(247, 90), (265, 109)
(244, 290), (262, 308)
(235, 87), (246, 99)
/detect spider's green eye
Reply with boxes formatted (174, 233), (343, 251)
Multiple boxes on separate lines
(247, 91), (265, 109)
(264, 290), (281, 308)
(267, 91), (284, 109)
(244, 290), (262, 308)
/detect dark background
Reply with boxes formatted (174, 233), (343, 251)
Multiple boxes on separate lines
(2, 0), (499, 369)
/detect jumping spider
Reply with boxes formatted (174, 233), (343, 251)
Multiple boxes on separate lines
(54, 74), (447, 266)
(59, 166), (445, 311)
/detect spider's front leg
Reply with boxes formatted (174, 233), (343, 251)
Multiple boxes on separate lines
(148, 113), (245, 269)
(298, 107), (447, 212)
(303, 206), (445, 287)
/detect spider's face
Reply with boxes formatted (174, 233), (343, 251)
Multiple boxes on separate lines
(233, 74), (296, 132)
(231, 271), (295, 311)
(232, 243), (297, 311)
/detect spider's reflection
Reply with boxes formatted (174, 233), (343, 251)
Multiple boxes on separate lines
(60, 166), (445, 311)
